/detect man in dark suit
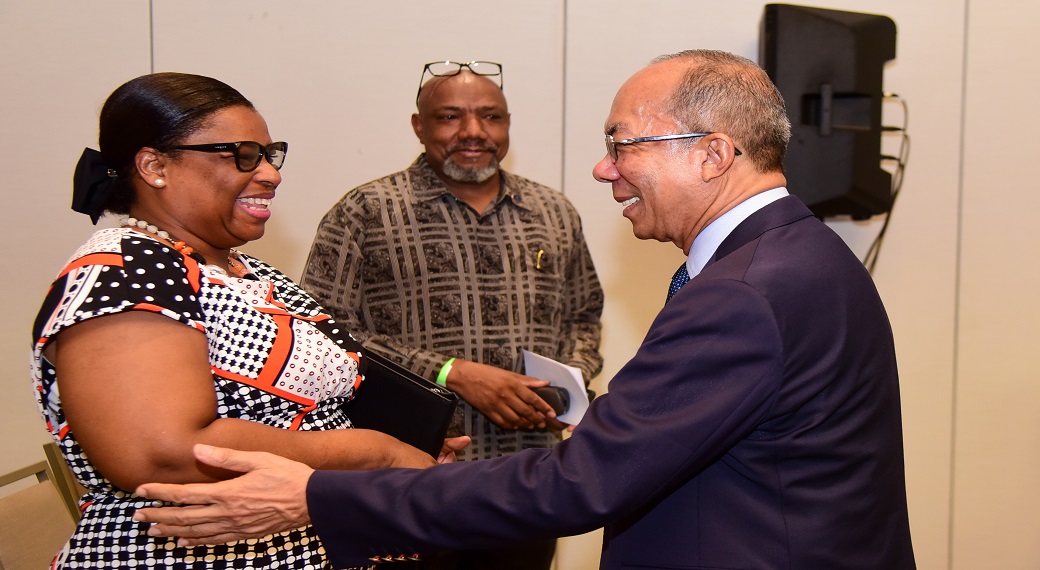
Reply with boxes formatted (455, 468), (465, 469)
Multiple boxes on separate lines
(135, 49), (916, 569)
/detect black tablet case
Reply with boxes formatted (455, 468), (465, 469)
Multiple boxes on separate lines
(343, 352), (458, 457)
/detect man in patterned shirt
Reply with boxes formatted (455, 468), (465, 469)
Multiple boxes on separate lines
(299, 62), (604, 570)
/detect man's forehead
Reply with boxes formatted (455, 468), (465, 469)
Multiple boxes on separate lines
(603, 67), (677, 135)
(423, 70), (498, 87)
(421, 72), (503, 98)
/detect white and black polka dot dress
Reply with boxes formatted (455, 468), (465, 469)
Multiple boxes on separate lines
(31, 228), (368, 569)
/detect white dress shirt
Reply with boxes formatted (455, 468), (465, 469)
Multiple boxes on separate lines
(685, 187), (790, 278)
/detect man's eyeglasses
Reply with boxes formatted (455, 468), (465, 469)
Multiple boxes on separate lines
(604, 132), (742, 162)
(172, 141), (288, 172)
(416, 60), (503, 105)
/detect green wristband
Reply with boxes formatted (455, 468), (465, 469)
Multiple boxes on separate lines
(436, 358), (456, 386)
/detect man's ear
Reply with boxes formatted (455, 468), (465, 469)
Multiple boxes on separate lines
(411, 113), (425, 144)
(135, 148), (167, 188)
(699, 134), (739, 182)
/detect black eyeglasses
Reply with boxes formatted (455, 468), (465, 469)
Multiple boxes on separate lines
(172, 141), (288, 172)
(604, 132), (742, 162)
(416, 60), (503, 105)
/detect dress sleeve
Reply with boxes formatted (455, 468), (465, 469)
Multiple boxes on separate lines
(33, 233), (206, 348)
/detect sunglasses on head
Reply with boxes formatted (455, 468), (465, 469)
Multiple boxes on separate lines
(416, 60), (503, 105)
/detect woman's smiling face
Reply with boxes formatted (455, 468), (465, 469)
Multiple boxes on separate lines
(139, 105), (282, 259)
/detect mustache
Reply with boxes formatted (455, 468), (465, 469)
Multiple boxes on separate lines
(445, 141), (498, 154)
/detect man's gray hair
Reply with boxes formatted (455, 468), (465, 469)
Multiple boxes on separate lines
(651, 50), (791, 173)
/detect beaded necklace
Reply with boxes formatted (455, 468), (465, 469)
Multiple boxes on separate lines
(119, 217), (247, 277)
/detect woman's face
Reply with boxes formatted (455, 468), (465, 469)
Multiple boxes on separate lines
(141, 105), (281, 258)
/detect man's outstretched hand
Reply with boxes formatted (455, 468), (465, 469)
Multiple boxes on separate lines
(133, 444), (314, 546)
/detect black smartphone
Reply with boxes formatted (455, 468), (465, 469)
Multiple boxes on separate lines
(533, 386), (570, 415)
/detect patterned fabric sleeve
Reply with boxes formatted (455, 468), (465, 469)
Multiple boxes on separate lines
(553, 197), (605, 384)
(33, 229), (206, 345)
(300, 184), (448, 378)
(32, 229), (206, 367)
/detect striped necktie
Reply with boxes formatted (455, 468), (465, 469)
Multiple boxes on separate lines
(667, 262), (690, 302)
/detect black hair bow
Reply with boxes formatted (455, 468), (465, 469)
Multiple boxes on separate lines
(72, 148), (117, 225)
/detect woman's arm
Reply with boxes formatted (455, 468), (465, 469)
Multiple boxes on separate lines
(52, 310), (435, 491)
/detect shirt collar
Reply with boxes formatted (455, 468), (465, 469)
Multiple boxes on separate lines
(686, 187), (790, 277)
(408, 154), (532, 212)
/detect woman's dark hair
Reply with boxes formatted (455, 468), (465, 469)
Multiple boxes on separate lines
(98, 72), (254, 214)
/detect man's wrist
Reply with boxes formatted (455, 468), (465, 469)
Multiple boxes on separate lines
(436, 357), (456, 386)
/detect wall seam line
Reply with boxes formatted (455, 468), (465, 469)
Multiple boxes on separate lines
(560, 0), (568, 194)
(948, 0), (970, 567)
(148, 0), (155, 73)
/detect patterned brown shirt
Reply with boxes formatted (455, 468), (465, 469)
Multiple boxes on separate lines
(301, 155), (604, 460)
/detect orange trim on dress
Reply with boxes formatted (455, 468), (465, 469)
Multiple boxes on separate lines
(58, 252), (124, 278)
(212, 368), (316, 406)
(289, 403), (319, 430)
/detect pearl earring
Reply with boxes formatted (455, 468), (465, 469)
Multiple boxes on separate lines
(154, 179), (166, 187)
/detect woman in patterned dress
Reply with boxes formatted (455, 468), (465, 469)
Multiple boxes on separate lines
(31, 72), (465, 569)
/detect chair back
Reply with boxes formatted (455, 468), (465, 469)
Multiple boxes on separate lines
(0, 460), (75, 570)
(42, 442), (84, 522)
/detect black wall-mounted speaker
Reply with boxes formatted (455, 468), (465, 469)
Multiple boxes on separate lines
(760, 4), (897, 219)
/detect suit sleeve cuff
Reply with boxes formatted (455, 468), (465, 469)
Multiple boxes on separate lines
(307, 470), (376, 568)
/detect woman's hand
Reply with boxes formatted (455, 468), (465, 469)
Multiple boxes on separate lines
(381, 435), (441, 469)
(437, 436), (472, 464)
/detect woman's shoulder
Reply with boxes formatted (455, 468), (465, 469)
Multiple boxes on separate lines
(63, 227), (186, 268)
(34, 228), (205, 345)
(62, 227), (129, 263)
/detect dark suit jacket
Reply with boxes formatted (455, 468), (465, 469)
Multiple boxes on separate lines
(309, 196), (916, 569)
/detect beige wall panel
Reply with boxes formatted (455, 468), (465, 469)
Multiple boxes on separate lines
(956, 1), (1040, 567)
(151, 0), (565, 280)
(825, 3), (966, 568)
(0, 1), (151, 475)
(564, 2), (963, 568)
